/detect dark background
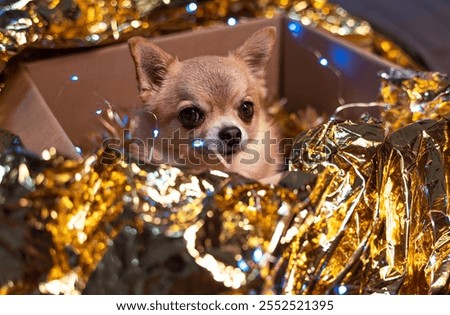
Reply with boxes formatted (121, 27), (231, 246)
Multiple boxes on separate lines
(334, 0), (450, 73)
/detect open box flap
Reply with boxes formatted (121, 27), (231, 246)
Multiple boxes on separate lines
(0, 68), (78, 158)
(281, 16), (398, 115)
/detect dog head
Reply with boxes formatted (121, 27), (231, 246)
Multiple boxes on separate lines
(128, 27), (276, 168)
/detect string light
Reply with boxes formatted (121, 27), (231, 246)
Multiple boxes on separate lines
(90, 34), (100, 41)
(337, 285), (348, 295)
(192, 139), (204, 148)
(227, 17), (237, 26)
(237, 259), (250, 272)
(304, 47), (345, 105)
(287, 20), (304, 38)
(319, 57), (329, 66)
(252, 248), (263, 263)
(333, 102), (389, 117)
(70, 75), (79, 81)
(287, 24), (346, 106)
(75, 146), (82, 154)
(186, 2), (197, 13)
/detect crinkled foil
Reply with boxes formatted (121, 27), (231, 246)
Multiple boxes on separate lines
(0, 0), (45, 75)
(266, 119), (386, 294)
(380, 68), (450, 131)
(0, 108), (231, 294)
(0, 0), (420, 92)
(263, 73), (450, 294)
(83, 228), (227, 294)
(0, 129), (53, 294)
(184, 180), (301, 290)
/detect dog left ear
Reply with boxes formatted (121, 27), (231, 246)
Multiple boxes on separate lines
(128, 36), (175, 101)
(231, 27), (277, 80)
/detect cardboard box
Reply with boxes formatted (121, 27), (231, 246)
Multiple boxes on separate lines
(0, 16), (396, 159)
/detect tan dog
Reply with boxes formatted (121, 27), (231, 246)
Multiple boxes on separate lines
(128, 27), (284, 182)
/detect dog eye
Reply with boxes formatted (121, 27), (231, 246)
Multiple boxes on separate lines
(238, 101), (254, 122)
(178, 107), (204, 128)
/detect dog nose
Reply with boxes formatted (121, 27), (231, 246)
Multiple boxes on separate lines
(219, 126), (242, 146)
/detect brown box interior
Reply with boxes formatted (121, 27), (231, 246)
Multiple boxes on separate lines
(0, 16), (395, 159)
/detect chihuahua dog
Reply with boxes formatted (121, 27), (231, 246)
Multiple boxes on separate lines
(128, 27), (284, 182)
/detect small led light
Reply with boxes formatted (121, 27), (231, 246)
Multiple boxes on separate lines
(337, 285), (348, 295)
(192, 139), (204, 148)
(288, 21), (299, 31)
(227, 17), (237, 26)
(130, 20), (141, 28)
(252, 248), (263, 264)
(319, 57), (329, 67)
(91, 34), (100, 41)
(75, 146), (82, 154)
(70, 75), (79, 81)
(95, 109), (102, 115)
(237, 259), (250, 273)
(287, 21), (304, 38)
(186, 2), (197, 13)
(153, 129), (159, 138)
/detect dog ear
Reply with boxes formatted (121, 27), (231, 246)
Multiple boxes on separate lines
(231, 27), (276, 80)
(128, 37), (175, 99)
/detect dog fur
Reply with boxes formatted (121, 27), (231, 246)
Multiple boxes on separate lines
(128, 27), (284, 182)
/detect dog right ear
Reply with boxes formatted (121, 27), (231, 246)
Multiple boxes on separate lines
(128, 37), (175, 100)
(231, 27), (276, 80)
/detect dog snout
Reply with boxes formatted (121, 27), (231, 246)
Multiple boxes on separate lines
(219, 126), (242, 146)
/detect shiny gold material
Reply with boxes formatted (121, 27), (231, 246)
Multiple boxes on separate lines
(33, 151), (127, 294)
(0, 0), (45, 74)
(373, 35), (421, 70)
(380, 69), (450, 131)
(185, 181), (300, 289)
(0, 108), (226, 294)
(268, 102), (326, 139)
(271, 119), (386, 294)
(0, 131), (53, 294)
(0, 110), (133, 294)
(40, 0), (162, 45)
(267, 79), (450, 293)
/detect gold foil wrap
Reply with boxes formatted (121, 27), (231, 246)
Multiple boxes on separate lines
(268, 115), (450, 294)
(0, 0), (45, 74)
(380, 69), (450, 131)
(185, 180), (301, 290)
(269, 119), (386, 294)
(262, 71), (450, 294)
(0, 0), (420, 92)
(0, 108), (229, 294)
(0, 130), (53, 294)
